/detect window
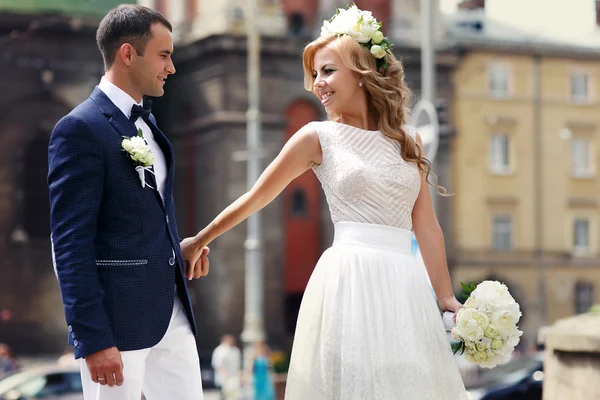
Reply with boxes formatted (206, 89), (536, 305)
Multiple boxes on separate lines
(575, 281), (594, 314)
(488, 64), (510, 98)
(291, 189), (308, 217)
(573, 218), (590, 255)
(571, 138), (593, 177)
(571, 72), (590, 103)
(489, 134), (511, 174)
(492, 214), (512, 251)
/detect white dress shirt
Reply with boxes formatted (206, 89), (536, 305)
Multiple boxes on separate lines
(98, 77), (167, 202)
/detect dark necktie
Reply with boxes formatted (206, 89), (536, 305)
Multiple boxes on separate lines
(130, 100), (153, 123)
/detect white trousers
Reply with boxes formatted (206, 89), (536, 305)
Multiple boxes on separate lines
(81, 296), (203, 400)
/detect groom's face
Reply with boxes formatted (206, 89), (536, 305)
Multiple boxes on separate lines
(131, 23), (175, 98)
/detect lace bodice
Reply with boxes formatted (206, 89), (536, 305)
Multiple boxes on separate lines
(311, 121), (421, 231)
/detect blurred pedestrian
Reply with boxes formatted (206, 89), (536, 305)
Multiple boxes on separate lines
(211, 334), (241, 400)
(0, 343), (18, 378)
(248, 340), (274, 400)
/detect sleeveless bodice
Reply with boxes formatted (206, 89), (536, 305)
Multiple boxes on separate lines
(311, 121), (421, 231)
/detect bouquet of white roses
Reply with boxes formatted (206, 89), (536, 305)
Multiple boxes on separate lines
(443, 280), (523, 368)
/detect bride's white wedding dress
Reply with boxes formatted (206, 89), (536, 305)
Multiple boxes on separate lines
(284, 121), (467, 399)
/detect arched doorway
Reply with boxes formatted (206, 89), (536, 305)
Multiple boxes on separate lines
(283, 99), (321, 335)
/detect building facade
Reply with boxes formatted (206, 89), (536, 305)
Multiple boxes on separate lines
(448, 3), (600, 348)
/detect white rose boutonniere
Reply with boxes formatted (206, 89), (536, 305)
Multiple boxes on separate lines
(121, 129), (156, 188)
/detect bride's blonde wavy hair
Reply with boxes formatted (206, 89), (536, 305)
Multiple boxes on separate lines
(303, 34), (446, 194)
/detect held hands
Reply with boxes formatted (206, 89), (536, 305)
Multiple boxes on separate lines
(180, 237), (210, 280)
(85, 346), (124, 387)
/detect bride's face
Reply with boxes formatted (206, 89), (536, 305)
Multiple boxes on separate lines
(312, 46), (362, 115)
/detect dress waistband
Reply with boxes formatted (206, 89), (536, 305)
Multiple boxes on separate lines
(333, 221), (413, 254)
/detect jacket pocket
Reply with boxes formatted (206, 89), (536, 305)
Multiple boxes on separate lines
(95, 259), (149, 266)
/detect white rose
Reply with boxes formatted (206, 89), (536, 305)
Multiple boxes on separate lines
(455, 308), (485, 342)
(129, 136), (146, 149)
(472, 281), (520, 316)
(347, 17), (379, 43)
(490, 309), (519, 337)
(484, 324), (499, 338)
(463, 296), (477, 309)
(370, 45), (386, 59)
(372, 31), (384, 44)
(491, 338), (504, 350)
(322, 8), (357, 36)
(122, 139), (135, 152)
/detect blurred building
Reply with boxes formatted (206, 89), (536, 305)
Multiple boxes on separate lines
(146, 0), (459, 352)
(447, 0), (600, 349)
(0, 1), (118, 354)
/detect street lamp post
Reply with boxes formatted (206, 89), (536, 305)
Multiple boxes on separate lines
(420, 0), (438, 214)
(240, 0), (265, 366)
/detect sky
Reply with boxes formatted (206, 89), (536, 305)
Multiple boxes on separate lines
(440, 0), (597, 38)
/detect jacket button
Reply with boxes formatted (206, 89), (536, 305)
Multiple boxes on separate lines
(169, 257), (175, 266)
(68, 325), (72, 332)
(73, 340), (78, 347)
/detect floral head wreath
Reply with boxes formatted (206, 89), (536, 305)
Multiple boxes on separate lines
(320, 4), (393, 73)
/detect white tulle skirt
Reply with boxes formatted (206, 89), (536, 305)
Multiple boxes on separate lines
(284, 222), (468, 400)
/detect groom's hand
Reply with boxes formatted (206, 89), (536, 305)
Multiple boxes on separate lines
(85, 346), (124, 387)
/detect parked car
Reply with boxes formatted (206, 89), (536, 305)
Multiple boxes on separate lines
(0, 364), (82, 400)
(467, 352), (544, 400)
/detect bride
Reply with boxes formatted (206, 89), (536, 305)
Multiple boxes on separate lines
(182, 5), (467, 399)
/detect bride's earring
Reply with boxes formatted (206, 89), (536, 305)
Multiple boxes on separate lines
(359, 82), (363, 87)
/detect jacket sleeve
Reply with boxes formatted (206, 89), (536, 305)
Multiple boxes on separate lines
(48, 115), (116, 358)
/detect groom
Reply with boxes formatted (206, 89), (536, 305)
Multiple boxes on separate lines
(48, 5), (208, 400)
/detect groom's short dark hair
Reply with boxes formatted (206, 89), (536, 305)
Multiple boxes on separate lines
(96, 4), (172, 70)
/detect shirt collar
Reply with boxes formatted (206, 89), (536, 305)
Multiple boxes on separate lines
(98, 77), (142, 119)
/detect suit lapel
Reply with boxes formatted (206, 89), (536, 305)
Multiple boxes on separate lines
(90, 88), (164, 209)
(147, 116), (174, 211)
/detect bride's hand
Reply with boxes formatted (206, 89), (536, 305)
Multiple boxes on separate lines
(180, 237), (210, 279)
(439, 296), (462, 322)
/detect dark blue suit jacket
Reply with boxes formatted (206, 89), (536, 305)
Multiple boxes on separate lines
(48, 88), (197, 359)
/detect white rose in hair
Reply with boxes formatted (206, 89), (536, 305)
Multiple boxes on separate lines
(372, 31), (384, 44)
(370, 45), (386, 59)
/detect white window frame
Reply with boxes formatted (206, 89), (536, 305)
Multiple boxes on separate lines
(492, 214), (512, 251)
(488, 63), (511, 99)
(571, 138), (595, 178)
(489, 134), (512, 175)
(570, 71), (591, 104)
(573, 217), (591, 256)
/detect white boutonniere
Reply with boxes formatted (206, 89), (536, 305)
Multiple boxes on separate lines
(122, 129), (155, 188)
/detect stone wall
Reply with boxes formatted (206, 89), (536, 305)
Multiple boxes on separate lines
(542, 312), (600, 399)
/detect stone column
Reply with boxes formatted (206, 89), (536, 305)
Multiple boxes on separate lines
(541, 312), (600, 399)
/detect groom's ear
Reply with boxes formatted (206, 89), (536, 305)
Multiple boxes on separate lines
(118, 43), (135, 66)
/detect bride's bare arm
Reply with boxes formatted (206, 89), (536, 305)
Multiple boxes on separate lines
(182, 124), (321, 278)
(411, 133), (460, 313)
